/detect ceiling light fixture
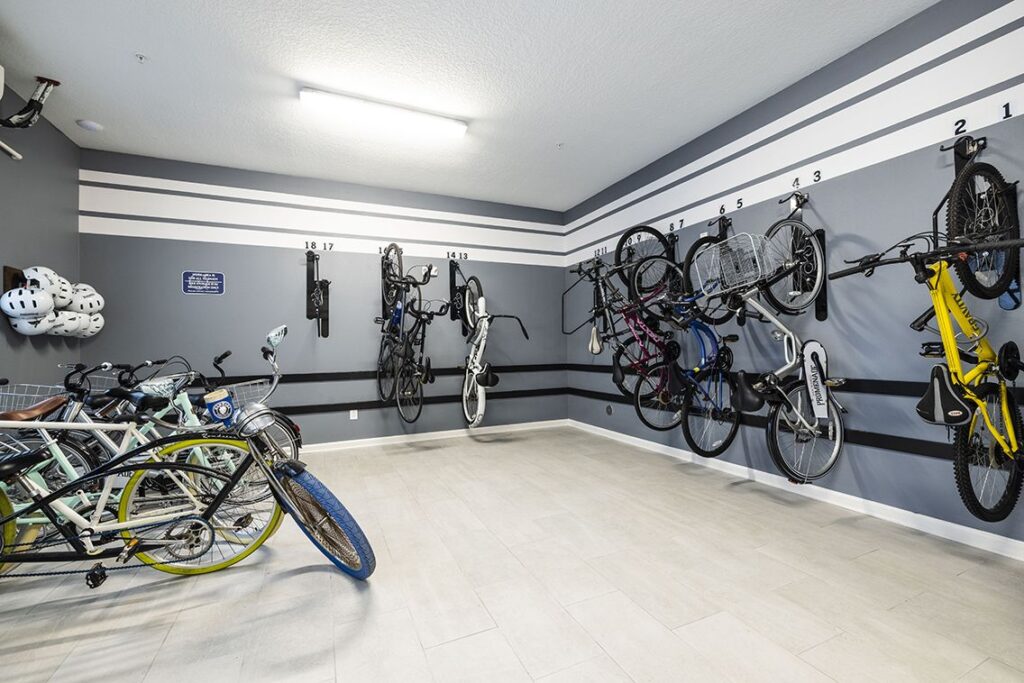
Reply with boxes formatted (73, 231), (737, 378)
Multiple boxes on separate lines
(76, 119), (104, 132)
(299, 87), (467, 139)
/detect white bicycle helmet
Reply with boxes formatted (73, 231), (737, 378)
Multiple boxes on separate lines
(52, 276), (74, 308)
(66, 287), (104, 314)
(77, 313), (104, 338)
(73, 283), (96, 295)
(22, 266), (60, 295)
(0, 286), (55, 319)
(10, 311), (56, 336)
(48, 310), (88, 336)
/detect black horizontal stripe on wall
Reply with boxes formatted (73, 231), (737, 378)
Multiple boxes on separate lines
(276, 387), (566, 416)
(565, 386), (955, 461)
(214, 363), (566, 385)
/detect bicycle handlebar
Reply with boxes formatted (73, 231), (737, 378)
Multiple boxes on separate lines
(829, 238), (1024, 281)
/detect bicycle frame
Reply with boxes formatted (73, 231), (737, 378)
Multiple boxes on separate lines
(0, 424), (224, 562)
(927, 260), (1018, 456)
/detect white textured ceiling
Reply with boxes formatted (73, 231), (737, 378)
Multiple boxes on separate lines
(0, 0), (937, 211)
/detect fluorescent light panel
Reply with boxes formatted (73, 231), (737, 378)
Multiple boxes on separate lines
(299, 87), (467, 139)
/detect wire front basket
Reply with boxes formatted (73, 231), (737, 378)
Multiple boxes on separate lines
(223, 379), (271, 407)
(692, 232), (787, 297)
(0, 384), (65, 413)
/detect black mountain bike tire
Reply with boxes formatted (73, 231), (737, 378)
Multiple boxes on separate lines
(680, 371), (740, 458)
(614, 226), (672, 289)
(953, 382), (1024, 522)
(946, 162), (1020, 300)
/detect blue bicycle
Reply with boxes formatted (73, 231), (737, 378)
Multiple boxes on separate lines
(630, 256), (741, 457)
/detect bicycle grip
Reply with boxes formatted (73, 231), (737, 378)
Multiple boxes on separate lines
(214, 350), (232, 364)
(827, 264), (867, 280)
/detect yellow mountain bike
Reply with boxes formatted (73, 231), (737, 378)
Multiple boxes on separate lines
(831, 234), (1024, 521)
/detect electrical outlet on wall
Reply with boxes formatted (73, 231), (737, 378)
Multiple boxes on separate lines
(349, 409), (358, 420)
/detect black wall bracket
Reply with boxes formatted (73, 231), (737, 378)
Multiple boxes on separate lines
(305, 251), (330, 338)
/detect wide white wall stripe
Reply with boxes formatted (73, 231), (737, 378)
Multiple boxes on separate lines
(564, 0), (1024, 231)
(566, 28), (1023, 254)
(570, 81), (1024, 263)
(78, 169), (562, 234)
(79, 215), (567, 267)
(80, 185), (564, 254)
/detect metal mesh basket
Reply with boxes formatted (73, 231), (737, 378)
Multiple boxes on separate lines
(0, 384), (65, 412)
(692, 232), (787, 296)
(223, 379), (271, 407)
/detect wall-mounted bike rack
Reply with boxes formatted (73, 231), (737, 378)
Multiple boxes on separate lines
(449, 260), (466, 332)
(305, 250), (330, 338)
(932, 135), (1021, 310)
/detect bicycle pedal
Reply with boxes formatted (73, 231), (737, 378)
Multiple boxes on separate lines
(117, 538), (142, 564)
(85, 563), (108, 589)
(233, 513), (253, 529)
(824, 378), (846, 388)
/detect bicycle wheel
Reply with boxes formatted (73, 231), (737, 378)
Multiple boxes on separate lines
(761, 219), (824, 314)
(631, 256), (690, 322)
(462, 369), (485, 427)
(277, 467), (375, 579)
(766, 378), (844, 482)
(263, 413), (300, 460)
(396, 362), (423, 423)
(612, 336), (661, 398)
(0, 488), (16, 574)
(2, 435), (99, 509)
(953, 382), (1023, 522)
(614, 226), (672, 289)
(119, 439), (283, 575)
(682, 235), (736, 325)
(632, 364), (683, 431)
(381, 243), (403, 306)
(462, 276), (484, 331)
(947, 162), (1020, 299)
(377, 337), (398, 401)
(681, 371), (740, 458)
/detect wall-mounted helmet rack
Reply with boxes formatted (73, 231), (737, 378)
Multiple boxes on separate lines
(932, 135), (1021, 310)
(305, 250), (330, 338)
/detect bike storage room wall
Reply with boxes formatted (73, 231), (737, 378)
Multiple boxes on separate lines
(2, 1), (1024, 681)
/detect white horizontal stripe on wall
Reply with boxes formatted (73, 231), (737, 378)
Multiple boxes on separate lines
(569, 79), (1024, 262)
(79, 170), (563, 234)
(564, 0), (1024, 233)
(565, 27), (1024, 260)
(79, 215), (567, 267)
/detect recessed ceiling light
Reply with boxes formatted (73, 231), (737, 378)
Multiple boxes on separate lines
(76, 119), (104, 132)
(299, 87), (467, 140)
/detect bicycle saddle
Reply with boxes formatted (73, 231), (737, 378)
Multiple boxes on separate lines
(0, 394), (69, 422)
(0, 446), (49, 481)
(732, 371), (766, 412)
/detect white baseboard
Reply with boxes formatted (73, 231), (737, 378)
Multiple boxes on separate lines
(302, 419), (571, 453)
(566, 419), (1024, 563)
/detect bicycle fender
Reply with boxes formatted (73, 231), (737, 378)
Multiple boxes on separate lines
(802, 340), (829, 420)
(274, 459), (308, 478)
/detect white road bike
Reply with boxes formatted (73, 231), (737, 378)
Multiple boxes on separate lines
(461, 296), (529, 427)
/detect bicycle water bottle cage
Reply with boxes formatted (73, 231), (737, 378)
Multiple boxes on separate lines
(919, 341), (945, 358)
(732, 371), (766, 412)
(916, 364), (973, 426)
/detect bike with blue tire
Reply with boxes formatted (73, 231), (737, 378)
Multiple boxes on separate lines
(629, 255), (741, 457)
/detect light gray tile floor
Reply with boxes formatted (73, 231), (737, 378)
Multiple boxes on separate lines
(2, 426), (1023, 682)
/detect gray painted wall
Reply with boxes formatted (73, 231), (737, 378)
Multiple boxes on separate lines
(79, 235), (566, 443)
(0, 86), (80, 383)
(565, 114), (1024, 540)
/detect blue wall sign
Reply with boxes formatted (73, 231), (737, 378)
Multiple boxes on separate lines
(182, 271), (225, 295)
